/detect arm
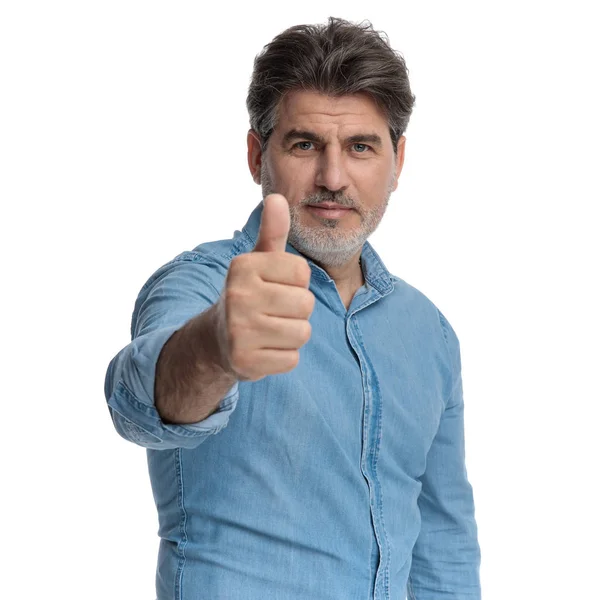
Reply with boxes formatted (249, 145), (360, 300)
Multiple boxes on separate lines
(407, 311), (481, 599)
(154, 300), (237, 424)
(104, 252), (239, 450)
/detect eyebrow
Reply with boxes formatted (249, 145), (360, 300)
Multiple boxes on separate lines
(281, 129), (383, 148)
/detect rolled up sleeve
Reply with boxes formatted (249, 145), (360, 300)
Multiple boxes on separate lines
(104, 252), (239, 450)
(408, 312), (481, 599)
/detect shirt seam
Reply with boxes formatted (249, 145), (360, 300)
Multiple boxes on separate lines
(175, 448), (188, 600)
(232, 229), (254, 258)
(351, 317), (391, 598)
(437, 309), (459, 408)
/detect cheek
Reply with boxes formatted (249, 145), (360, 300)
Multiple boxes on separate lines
(273, 162), (313, 198)
(354, 164), (392, 196)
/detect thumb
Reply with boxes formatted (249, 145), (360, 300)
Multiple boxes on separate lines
(253, 194), (291, 253)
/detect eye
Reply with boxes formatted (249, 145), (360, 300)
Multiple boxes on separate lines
(352, 143), (371, 153)
(294, 141), (315, 151)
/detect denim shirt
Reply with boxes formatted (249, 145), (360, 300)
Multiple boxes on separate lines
(104, 201), (481, 600)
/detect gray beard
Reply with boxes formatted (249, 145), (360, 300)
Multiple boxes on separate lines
(260, 167), (394, 269)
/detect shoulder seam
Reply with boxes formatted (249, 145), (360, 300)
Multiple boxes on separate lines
(437, 308), (460, 407)
(438, 308), (451, 347)
(143, 250), (225, 296)
(171, 248), (225, 264)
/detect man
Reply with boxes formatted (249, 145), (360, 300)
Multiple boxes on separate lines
(104, 17), (481, 600)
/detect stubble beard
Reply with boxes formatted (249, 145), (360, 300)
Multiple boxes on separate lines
(260, 167), (395, 269)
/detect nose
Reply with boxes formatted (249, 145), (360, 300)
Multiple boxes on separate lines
(314, 145), (351, 192)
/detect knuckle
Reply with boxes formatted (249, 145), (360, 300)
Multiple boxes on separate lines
(283, 351), (300, 372)
(231, 348), (251, 372)
(230, 253), (254, 276)
(228, 255), (244, 275)
(303, 290), (316, 315)
(300, 321), (312, 344)
(290, 351), (301, 369)
(225, 285), (250, 309)
(301, 261), (312, 285)
(226, 323), (245, 354)
(293, 258), (311, 286)
(228, 319), (252, 344)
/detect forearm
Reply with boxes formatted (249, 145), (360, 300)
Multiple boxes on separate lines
(155, 301), (238, 424)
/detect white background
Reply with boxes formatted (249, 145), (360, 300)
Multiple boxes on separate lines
(1, 1), (598, 598)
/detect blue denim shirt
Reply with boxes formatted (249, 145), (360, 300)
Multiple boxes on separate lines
(104, 201), (481, 600)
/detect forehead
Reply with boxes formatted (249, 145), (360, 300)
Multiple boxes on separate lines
(274, 90), (389, 135)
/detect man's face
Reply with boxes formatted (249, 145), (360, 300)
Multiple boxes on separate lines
(248, 90), (405, 268)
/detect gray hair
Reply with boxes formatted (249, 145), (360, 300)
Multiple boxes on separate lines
(246, 17), (416, 153)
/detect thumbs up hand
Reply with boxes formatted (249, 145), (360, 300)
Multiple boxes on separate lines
(253, 192), (291, 253)
(214, 194), (315, 381)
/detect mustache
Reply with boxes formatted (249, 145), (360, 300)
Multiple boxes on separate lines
(302, 191), (355, 208)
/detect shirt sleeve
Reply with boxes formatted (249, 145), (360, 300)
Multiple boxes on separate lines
(407, 311), (481, 599)
(104, 252), (239, 450)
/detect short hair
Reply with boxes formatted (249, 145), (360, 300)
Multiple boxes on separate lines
(246, 17), (416, 153)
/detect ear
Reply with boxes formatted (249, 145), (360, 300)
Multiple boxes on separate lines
(391, 136), (406, 192)
(247, 129), (263, 185)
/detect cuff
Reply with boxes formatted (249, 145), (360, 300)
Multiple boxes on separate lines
(108, 379), (239, 450)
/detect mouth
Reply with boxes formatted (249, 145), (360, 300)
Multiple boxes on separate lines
(306, 203), (353, 219)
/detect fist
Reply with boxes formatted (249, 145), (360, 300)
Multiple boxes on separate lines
(215, 194), (315, 381)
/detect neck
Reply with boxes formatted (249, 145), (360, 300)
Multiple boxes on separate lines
(313, 250), (364, 291)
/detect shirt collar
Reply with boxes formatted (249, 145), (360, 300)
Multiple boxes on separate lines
(240, 201), (394, 296)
